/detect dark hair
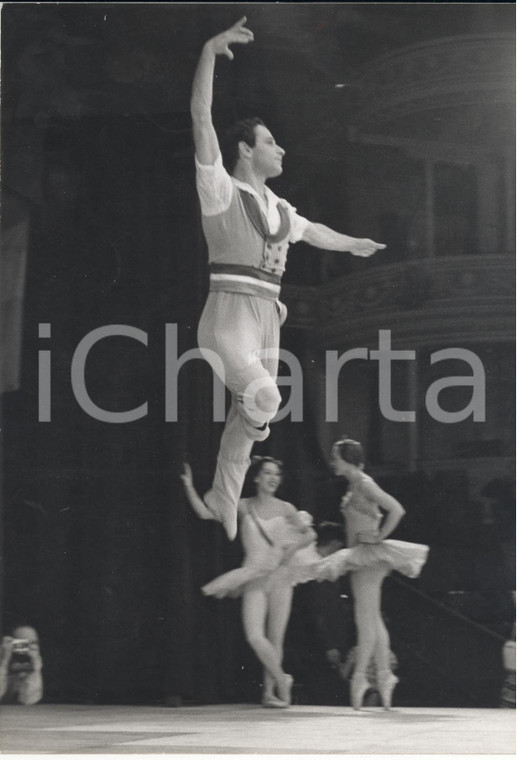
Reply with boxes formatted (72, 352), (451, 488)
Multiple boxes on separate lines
(247, 455), (283, 483)
(221, 117), (266, 173)
(334, 437), (365, 467)
(315, 521), (346, 549)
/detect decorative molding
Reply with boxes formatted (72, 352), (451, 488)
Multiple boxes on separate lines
(282, 255), (514, 347)
(351, 34), (515, 126)
(281, 286), (320, 330)
(347, 132), (509, 165)
(368, 456), (514, 482)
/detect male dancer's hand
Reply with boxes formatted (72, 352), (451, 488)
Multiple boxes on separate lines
(206, 17), (254, 60)
(348, 238), (386, 257)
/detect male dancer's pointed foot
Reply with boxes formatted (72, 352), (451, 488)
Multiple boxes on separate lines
(351, 672), (369, 711)
(220, 507), (238, 541)
(277, 674), (293, 706)
(378, 670), (398, 710)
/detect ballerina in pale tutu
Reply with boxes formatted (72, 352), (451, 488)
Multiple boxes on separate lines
(181, 456), (318, 708)
(312, 437), (429, 711)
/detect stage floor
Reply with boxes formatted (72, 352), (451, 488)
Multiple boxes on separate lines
(0, 703), (514, 756)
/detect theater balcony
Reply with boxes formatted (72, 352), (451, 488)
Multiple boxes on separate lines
(282, 254), (514, 347)
(351, 33), (515, 136)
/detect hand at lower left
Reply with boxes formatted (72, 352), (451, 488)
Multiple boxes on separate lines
(28, 643), (43, 670)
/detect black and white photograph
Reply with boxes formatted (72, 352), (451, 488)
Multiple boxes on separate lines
(1, 2), (515, 756)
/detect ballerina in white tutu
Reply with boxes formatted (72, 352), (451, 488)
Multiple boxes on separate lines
(313, 437), (429, 711)
(181, 456), (318, 708)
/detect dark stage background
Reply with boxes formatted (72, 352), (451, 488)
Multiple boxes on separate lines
(1, 3), (515, 707)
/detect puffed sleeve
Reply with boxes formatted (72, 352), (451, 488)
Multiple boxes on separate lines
(195, 152), (234, 217)
(279, 200), (310, 244)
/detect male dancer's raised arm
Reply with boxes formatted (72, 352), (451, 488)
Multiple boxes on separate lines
(190, 17), (254, 165)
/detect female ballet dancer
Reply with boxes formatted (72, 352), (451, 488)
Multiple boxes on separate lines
(181, 456), (319, 708)
(312, 437), (429, 711)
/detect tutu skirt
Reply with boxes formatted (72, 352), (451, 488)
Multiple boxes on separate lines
(310, 539), (429, 583)
(201, 540), (428, 598)
(202, 545), (322, 599)
(202, 564), (274, 599)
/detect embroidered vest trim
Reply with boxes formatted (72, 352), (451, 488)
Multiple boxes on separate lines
(238, 189), (291, 244)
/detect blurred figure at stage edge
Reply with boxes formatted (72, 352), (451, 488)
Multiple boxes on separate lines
(0, 625), (43, 705)
(189, 17), (385, 541)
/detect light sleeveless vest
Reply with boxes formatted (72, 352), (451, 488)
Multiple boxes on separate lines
(201, 186), (292, 301)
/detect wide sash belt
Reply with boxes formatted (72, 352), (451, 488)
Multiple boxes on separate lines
(209, 263), (281, 301)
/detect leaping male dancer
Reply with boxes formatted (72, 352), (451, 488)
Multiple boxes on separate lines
(185, 17), (385, 540)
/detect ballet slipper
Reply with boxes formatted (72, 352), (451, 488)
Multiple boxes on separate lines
(377, 670), (398, 710)
(262, 695), (288, 709)
(350, 672), (370, 711)
(277, 674), (293, 705)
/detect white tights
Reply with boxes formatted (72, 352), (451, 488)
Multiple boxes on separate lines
(241, 582), (293, 698)
(350, 564), (391, 677)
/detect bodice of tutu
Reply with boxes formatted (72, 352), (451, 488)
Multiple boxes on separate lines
(340, 474), (383, 547)
(309, 473), (430, 583)
(241, 511), (308, 569)
(201, 506), (319, 598)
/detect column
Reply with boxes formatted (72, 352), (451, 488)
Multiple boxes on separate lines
(476, 160), (500, 252)
(424, 160), (435, 257)
(503, 156), (516, 253)
(407, 352), (419, 472)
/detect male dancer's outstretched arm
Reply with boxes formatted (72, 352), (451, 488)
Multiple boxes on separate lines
(191, 17), (253, 166)
(302, 223), (385, 257)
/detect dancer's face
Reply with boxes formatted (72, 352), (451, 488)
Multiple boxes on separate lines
(249, 125), (285, 178)
(329, 445), (354, 478)
(254, 462), (282, 494)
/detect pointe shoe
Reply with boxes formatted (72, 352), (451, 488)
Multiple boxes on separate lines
(277, 674), (293, 705)
(262, 695), (288, 709)
(377, 670), (399, 710)
(351, 673), (370, 711)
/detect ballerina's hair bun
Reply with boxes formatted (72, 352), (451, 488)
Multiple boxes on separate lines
(335, 436), (365, 467)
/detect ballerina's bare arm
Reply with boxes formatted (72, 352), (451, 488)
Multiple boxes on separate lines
(358, 479), (406, 542)
(180, 463), (214, 520)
